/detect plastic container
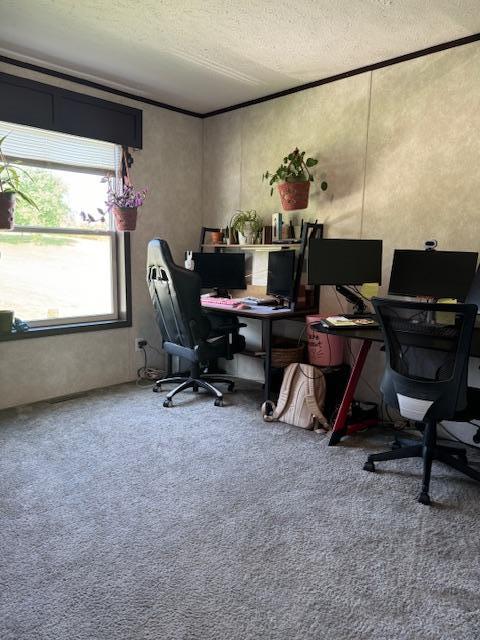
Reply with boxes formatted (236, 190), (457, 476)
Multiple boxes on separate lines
(306, 315), (344, 367)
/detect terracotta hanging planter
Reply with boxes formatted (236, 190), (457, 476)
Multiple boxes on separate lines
(278, 181), (310, 211)
(0, 192), (16, 230)
(113, 206), (138, 231)
(210, 230), (224, 244)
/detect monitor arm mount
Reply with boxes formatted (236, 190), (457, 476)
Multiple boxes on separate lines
(335, 285), (367, 315)
(212, 288), (231, 298)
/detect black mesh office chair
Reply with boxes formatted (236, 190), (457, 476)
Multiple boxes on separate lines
(146, 239), (245, 407)
(364, 298), (480, 505)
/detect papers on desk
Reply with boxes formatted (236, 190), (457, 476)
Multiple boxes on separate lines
(324, 315), (379, 328)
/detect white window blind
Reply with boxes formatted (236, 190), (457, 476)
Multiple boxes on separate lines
(0, 120), (120, 172)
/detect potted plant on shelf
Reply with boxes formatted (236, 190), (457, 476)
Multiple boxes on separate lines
(230, 210), (263, 244)
(0, 136), (38, 229)
(262, 148), (327, 211)
(104, 178), (147, 231)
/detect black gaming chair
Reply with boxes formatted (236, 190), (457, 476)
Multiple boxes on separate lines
(146, 239), (246, 407)
(364, 298), (480, 505)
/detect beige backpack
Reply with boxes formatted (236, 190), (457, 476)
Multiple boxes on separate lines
(261, 363), (330, 431)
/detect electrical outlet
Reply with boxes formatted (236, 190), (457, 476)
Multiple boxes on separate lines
(135, 338), (147, 352)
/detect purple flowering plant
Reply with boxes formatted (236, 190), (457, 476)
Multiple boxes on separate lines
(106, 181), (147, 210)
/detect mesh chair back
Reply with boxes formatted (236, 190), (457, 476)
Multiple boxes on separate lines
(146, 239), (208, 349)
(372, 298), (477, 421)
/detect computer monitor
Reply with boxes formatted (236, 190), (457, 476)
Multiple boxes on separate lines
(192, 252), (246, 292)
(267, 250), (296, 300)
(308, 239), (383, 285)
(465, 267), (480, 311)
(388, 250), (478, 301)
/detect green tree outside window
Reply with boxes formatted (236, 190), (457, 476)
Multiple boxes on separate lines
(15, 168), (69, 227)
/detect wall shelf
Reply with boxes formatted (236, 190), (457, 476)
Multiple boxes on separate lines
(201, 243), (302, 251)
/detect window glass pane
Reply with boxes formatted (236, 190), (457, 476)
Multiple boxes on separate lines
(0, 232), (115, 323)
(14, 166), (112, 231)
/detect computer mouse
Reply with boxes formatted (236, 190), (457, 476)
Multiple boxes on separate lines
(237, 303), (251, 310)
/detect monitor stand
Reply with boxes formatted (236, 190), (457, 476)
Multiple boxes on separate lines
(335, 285), (367, 315)
(210, 288), (231, 298)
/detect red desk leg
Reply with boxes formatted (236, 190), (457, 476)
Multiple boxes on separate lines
(328, 339), (372, 446)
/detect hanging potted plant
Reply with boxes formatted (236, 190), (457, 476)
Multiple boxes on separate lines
(262, 148), (327, 211)
(0, 135), (38, 229)
(104, 178), (147, 231)
(230, 210), (263, 244)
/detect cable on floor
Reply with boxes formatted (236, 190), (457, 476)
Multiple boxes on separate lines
(137, 346), (165, 387)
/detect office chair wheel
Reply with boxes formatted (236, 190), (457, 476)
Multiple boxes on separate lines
(153, 386), (160, 393)
(214, 398), (224, 407)
(391, 440), (402, 450)
(192, 382), (199, 393)
(163, 399), (173, 408)
(417, 492), (431, 506)
(363, 461), (375, 473)
(227, 383), (235, 392)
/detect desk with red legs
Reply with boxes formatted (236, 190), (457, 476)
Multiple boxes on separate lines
(310, 321), (480, 446)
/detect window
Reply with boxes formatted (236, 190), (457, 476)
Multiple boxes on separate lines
(0, 121), (130, 333)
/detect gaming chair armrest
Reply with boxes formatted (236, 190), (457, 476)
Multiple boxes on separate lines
(212, 324), (246, 360)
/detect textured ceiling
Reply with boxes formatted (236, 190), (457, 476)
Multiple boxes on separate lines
(0, 0), (479, 113)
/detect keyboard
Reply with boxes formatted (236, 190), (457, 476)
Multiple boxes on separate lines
(201, 296), (241, 307)
(390, 318), (458, 338)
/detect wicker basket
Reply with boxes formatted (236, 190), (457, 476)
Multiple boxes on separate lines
(271, 339), (305, 368)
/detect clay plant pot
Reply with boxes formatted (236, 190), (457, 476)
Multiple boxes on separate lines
(278, 181), (310, 211)
(0, 310), (14, 334)
(210, 230), (224, 244)
(113, 206), (138, 231)
(0, 192), (16, 230)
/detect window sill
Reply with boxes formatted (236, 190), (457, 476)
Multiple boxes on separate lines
(0, 318), (131, 342)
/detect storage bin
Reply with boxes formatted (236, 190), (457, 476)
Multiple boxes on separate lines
(306, 315), (344, 367)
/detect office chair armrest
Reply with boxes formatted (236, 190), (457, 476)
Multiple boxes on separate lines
(203, 311), (246, 332)
(210, 322), (247, 334)
(189, 316), (212, 343)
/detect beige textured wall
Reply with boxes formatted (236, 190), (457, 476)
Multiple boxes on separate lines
(202, 41), (480, 398)
(363, 42), (480, 289)
(203, 41), (480, 300)
(203, 72), (371, 240)
(0, 62), (203, 410)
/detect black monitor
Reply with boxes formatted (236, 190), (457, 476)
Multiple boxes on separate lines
(192, 252), (246, 292)
(465, 267), (480, 311)
(267, 250), (296, 300)
(308, 239), (383, 285)
(388, 250), (478, 301)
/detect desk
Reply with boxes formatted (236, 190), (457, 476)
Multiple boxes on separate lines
(202, 301), (317, 402)
(311, 320), (480, 446)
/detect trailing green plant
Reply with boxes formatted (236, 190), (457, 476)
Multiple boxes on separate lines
(230, 209), (263, 235)
(262, 147), (327, 196)
(0, 135), (38, 209)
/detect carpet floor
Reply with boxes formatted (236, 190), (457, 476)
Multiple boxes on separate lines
(1, 381), (480, 640)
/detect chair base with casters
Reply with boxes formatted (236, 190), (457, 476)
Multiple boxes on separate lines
(153, 362), (235, 407)
(363, 421), (480, 505)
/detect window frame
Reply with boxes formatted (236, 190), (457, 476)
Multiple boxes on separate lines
(0, 225), (132, 343)
(9, 224), (119, 327)
(0, 126), (133, 341)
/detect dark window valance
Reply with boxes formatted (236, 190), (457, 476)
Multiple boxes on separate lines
(0, 71), (142, 149)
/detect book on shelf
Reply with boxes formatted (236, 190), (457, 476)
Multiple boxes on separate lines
(272, 213), (282, 241)
(262, 225), (273, 244)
